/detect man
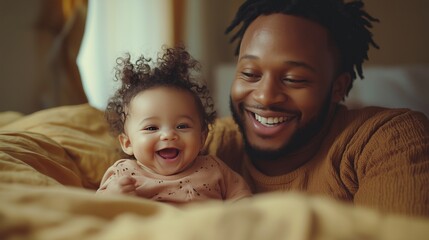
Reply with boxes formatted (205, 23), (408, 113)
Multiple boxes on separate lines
(204, 0), (429, 217)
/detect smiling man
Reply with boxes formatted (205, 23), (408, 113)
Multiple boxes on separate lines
(204, 0), (429, 217)
(230, 13), (346, 174)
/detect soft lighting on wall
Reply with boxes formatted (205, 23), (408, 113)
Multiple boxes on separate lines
(77, 0), (173, 110)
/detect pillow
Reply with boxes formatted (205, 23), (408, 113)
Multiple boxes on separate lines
(0, 104), (121, 189)
(0, 111), (23, 127)
(0, 131), (82, 186)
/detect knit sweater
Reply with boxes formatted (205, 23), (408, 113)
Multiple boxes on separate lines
(204, 104), (429, 217)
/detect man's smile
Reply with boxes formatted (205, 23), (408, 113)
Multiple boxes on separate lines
(246, 110), (298, 137)
(253, 112), (295, 126)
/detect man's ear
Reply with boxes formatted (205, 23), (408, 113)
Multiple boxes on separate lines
(331, 72), (351, 103)
(118, 133), (133, 156)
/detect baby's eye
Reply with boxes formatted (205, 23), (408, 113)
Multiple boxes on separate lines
(177, 123), (190, 129)
(144, 126), (158, 131)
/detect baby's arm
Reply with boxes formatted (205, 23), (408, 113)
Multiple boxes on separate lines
(96, 159), (138, 195)
(102, 176), (137, 195)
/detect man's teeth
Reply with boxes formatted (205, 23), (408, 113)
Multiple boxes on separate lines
(255, 113), (288, 125)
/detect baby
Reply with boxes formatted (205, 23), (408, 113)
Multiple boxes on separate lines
(97, 46), (251, 205)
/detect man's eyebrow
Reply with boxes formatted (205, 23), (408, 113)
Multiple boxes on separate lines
(238, 54), (317, 73)
(283, 60), (317, 73)
(238, 54), (258, 61)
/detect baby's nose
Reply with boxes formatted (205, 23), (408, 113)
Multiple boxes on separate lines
(160, 129), (178, 141)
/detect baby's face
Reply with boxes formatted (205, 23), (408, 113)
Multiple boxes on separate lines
(120, 86), (206, 176)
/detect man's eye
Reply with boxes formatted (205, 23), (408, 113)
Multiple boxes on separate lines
(241, 72), (259, 78)
(242, 72), (255, 77)
(241, 72), (261, 81)
(283, 78), (307, 84)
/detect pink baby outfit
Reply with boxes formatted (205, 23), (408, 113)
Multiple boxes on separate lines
(97, 155), (251, 205)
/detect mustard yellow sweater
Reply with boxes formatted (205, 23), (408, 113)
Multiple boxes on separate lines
(204, 105), (429, 217)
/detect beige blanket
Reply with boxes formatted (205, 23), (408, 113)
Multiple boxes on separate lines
(1, 104), (428, 240)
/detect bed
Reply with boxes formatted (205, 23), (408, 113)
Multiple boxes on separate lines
(1, 65), (429, 239)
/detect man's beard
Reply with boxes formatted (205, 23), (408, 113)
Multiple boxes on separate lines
(230, 91), (332, 162)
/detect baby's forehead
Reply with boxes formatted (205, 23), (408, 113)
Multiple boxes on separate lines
(132, 86), (198, 105)
(128, 87), (201, 116)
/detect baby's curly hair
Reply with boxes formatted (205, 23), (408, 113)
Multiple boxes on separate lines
(105, 45), (216, 136)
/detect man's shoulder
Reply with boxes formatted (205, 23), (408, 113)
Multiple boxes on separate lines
(337, 105), (428, 126)
(328, 106), (428, 157)
(206, 116), (242, 147)
(329, 105), (428, 146)
(204, 117), (246, 172)
(211, 117), (239, 132)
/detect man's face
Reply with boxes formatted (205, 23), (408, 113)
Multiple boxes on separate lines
(230, 14), (348, 160)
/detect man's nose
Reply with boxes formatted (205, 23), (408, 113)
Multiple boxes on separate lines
(253, 75), (287, 106)
(160, 128), (178, 141)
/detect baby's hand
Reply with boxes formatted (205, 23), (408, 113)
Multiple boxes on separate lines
(107, 176), (137, 195)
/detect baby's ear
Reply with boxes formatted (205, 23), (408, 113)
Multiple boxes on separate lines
(200, 128), (208, 148)
(119, 133), (133, 155)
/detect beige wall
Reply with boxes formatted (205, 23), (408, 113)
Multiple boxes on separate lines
(216, 0), (429, 66)
(0, 0), (43, 114)
(365, 0), (429, 66)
